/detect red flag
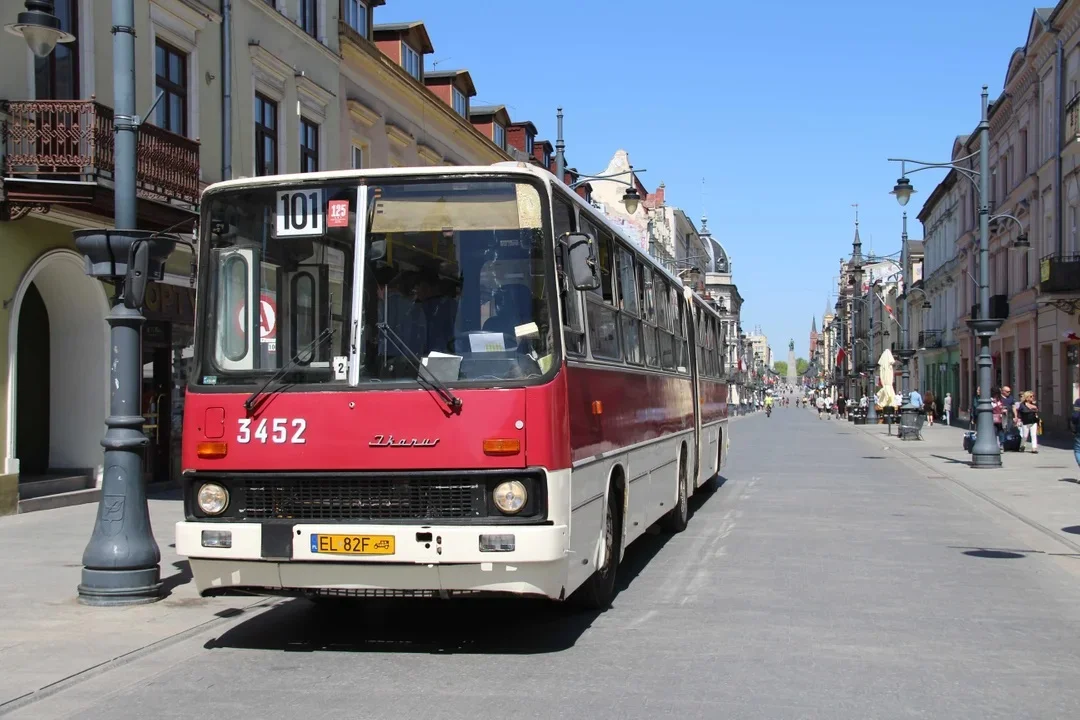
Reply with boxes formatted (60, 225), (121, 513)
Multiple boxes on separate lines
(835, 347), (846, 367)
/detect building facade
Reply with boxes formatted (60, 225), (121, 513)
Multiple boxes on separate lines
(0, 0), (524, 514)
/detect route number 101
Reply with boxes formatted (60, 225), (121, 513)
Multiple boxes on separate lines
(275, 189), (325, 238)
(237, 418), (307, 444)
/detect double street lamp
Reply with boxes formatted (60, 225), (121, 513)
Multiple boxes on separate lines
(888, 86), (1029, 468)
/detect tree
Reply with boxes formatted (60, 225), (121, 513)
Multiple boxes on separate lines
(796, 357), (809, 376)
(773, 361), (788, 377)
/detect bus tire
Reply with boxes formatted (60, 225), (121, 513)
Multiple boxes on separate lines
(662, 446), (689, 533)
(570, 487), (623, 610)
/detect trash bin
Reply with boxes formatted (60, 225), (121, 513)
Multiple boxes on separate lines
(899, 404), (920, 439)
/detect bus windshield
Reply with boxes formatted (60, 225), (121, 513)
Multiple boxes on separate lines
(195, 177), (556, 387)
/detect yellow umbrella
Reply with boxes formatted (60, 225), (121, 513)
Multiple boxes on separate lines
(876, 348), (898, 408)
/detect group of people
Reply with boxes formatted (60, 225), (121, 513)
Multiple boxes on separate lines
(975, 385), (1042, 453)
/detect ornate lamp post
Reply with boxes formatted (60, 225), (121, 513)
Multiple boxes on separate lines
(555, 108), (645, 214)
(889, 86), (1029, 467)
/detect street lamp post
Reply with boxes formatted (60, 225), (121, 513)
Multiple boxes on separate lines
(888, 86), (1028, 468)
(75, 0), (168, 603)
(554, 108), (644, 214)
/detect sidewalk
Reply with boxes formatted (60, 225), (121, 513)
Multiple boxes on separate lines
(849, 417), (1080, 554)
(0, 491), (269, 711)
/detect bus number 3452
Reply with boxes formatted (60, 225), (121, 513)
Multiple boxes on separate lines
(237, 418), (307, 444)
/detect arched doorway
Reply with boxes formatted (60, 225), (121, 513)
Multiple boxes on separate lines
(4, 249), (110, 485)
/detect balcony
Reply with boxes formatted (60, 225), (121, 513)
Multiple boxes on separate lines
(918, 330), (943, 349)
(1039, 253), (1080, 293)
(1, 99), (199, 225)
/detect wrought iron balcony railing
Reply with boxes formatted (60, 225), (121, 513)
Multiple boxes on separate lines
(2, 99), (200, 206)
(1068, 92), (1080, 146)
(918, 330), (943, 349)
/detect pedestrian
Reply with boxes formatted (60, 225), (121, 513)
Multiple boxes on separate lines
(991, 386), (1005, 448)
(908, 386), (923, 411)
(816, 394), (826, 418)
(1070, 395), (1080, 471)
(970, 386), (981, 430)
(925, 390), (936, 427)
(943, 392), (952, 426)
(1017, 390), (1040, 453)
(837, 395), (847, 419)
(1001, 385), (1018, 431)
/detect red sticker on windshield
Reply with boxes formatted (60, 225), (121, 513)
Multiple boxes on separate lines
(327, 199), (349, 228)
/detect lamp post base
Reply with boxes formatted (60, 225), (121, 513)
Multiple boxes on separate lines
(78, 568), (162, 606)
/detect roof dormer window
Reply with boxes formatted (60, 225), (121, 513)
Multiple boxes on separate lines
(402, 42), (421, 80)
(452, 87), (467, 117)
(493, 122), (505, 150)
(343, 0), (368, 38)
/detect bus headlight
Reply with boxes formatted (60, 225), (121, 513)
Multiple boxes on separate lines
(197, 483), (229, 516)
(492, 480), (527, 514)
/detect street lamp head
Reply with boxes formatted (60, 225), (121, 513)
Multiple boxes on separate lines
(621, 185), (641, 215)
(5, 0), (73, 57)
(922, 299), (932, 310)
(890, 177), (915, 207)
(1013, 233), (1030, 249)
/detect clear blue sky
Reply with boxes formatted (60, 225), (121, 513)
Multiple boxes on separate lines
(380, 0), (1037, 359)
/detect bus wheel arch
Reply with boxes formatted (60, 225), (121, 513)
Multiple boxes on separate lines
(569, 465), (625, 610)
(663, 443), (690, 533)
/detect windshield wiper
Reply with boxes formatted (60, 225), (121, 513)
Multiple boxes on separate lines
(244, 326), (335, 413)
(375, 322), (463, 413)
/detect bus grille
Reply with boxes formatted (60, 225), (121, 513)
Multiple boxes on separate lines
(241, 477), (483, 521)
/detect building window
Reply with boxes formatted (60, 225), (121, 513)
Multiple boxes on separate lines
(155, 40), (188, 136)
(493, 122), (505, 149)
(34, 0), (78, 99)
(342, 0), (367, 37)
(300, 118), (319, 173)
(351, 144), (363, 169)
(401, 42), (421, 80)
(452, 87), (467, 117)
(300, 0), (317, 37)
(525, 134), (534, 156)
(254, 93), (277, 176)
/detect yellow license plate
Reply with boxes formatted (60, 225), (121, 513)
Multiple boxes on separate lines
(311, 534), (395, 555)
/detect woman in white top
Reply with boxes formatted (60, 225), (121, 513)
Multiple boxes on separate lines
(943, 392), (952, 426)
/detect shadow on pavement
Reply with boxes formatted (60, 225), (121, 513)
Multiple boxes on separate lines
(931, 454), (973, 467)
(201, 479), (725, 656)
(1061, 525), (1080, 535)
(161, 560), (192, 597)
(1059, 478), (1080, 485)
(962, 549), (1027, 559)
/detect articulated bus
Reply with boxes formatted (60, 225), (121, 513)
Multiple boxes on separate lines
(176, 162), (728, 608)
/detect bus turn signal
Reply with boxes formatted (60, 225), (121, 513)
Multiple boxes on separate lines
(196, 441), (228, 459)
(483, 438), (520, 456)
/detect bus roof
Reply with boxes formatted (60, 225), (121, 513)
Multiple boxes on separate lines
(202, 161), (721, 317)
(201, 162), (553, 196)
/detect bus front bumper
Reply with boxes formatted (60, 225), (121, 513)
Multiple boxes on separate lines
(176, 522), (570, 600)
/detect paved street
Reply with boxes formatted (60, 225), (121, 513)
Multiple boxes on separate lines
(8, 407), (1080, 719)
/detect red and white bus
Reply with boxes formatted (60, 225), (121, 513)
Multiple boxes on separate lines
(176, 162), (728, 608)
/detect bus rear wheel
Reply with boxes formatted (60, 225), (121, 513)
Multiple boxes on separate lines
(570, 488), (622, 610)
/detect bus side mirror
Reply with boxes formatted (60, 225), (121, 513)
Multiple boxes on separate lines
(564, 232), (600, 291)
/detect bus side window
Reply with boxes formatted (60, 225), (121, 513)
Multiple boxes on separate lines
(616, 248), (642, 365)
(655, 273), (674, 371)
(672, 286), (687, 373)
(553, 194), (584, 355)
(585, 225), (621, 360)
(640, 264), (658, 367)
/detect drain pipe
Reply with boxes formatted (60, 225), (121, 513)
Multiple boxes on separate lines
(221, 0), (232, 180)
(1056, 34), (1064, 258)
